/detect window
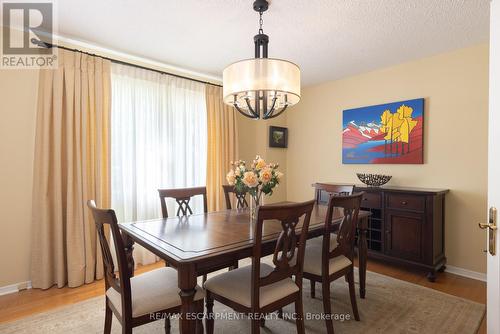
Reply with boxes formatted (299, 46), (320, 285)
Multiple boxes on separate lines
(110, 63), (207, 264)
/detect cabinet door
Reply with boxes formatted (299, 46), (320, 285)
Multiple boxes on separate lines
(385, 210), (425, 262)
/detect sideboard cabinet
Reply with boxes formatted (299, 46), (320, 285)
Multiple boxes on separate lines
(319, 184), (449, 281)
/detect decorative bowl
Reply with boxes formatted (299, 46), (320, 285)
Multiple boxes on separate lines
(356, 173), (392, 187)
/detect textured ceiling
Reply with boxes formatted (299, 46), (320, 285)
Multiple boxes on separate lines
(54, 0), (490, 86)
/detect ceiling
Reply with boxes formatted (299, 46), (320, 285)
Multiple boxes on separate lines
(55, 0), (490, 86)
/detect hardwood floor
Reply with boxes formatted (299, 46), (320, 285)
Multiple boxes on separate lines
(0, 259), (486, 333)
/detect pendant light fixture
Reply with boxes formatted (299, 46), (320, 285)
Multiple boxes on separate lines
(222, 0), (301, 119)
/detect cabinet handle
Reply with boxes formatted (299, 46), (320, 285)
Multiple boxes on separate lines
(401, 201), (408, 205)
(363, 198), (368, 201)
(385, 230), (391, 234)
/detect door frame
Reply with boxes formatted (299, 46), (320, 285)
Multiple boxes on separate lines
(487, 1), (500, 332)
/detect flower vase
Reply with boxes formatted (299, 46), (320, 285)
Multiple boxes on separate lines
(249, 193), (262, 221)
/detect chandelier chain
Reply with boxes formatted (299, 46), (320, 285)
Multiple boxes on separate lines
(259, 11), (264, 34)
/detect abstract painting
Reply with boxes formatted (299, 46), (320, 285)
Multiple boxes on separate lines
(342, 98), (424, 164)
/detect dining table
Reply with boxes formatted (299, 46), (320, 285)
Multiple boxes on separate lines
(119, 203), (371, 334)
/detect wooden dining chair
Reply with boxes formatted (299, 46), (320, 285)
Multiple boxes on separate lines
(158, 186), (237, 280)
(204, 200), (316, 334)
(313, 182), (354, 204)
(87, 200), (205, 334)
(303, 193), (363, 334)
(307, 183), (356, 253)
(222, 184), (249, 210)
(158, 186), (208, 219)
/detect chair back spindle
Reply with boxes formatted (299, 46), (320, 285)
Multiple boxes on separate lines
(158, 186), (208, 218)
(323, 193), (363, 263)
(222, 185), (249, 210)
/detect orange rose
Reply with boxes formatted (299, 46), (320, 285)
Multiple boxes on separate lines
(260, 168), (273, 184)
(242, 171), (259, 188)
(255, 158), (266, 170)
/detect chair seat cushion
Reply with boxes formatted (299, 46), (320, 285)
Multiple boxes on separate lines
(287, 235), (338, 268)
(203, 263), (299, 308)
(307, 234), (338, 251)
(303, 241), (352, 276)
(106, 267), (204, 318)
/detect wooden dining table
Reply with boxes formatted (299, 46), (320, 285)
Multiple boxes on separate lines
(119, 203), (370, 334)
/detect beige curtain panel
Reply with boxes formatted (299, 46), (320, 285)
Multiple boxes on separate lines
(31, 49), (111, 289)
(206, 85), (239, 211)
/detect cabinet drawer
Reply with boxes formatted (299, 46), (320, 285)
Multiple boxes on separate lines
(360, 192), (382, 209)
(387, 193), (425, 212)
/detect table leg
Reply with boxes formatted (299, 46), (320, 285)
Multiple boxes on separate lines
(122, 233), (135, 277)
(358, 216), (368, 299)
(178, 264), (198, 334)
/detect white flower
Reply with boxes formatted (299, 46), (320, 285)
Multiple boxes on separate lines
(235, 166), (241, 176)
(226, 170), (236, 185)
(276, 171), (284, 180)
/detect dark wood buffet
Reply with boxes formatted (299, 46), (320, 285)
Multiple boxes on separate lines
(318, 184), (449, 281)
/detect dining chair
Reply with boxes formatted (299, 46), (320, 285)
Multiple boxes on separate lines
(221, 184), (248, 279)
(306, 183), (356, 256)
(158, 186), (238, 280)
(87, 200), (205, 334)
(303, 193), (363, 334)
(313, 182), (354, 204)
(204, 200), (316, 334)
(222, 184), (249, 210)
(158, 186), (208, 219)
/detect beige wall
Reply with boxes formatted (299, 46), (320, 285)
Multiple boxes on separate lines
(285, 44), (489, 273)
(0, 69), (39, 287)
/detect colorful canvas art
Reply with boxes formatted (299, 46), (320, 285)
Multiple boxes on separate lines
(342, 98), (424, 164)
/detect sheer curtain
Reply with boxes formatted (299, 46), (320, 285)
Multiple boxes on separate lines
(110, 63), (207, 265)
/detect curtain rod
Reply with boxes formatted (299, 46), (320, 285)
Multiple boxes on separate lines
(32, 39), (222, 87)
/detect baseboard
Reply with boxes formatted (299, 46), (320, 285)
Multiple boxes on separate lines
(445, 265), (486, 282)
(0, 281), (32, 296)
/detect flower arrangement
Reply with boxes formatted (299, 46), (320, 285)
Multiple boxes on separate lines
(226, 155), (284, 211)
